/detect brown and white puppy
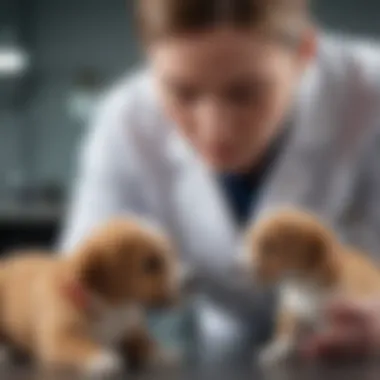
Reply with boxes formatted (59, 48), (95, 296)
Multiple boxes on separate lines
(240, 208), (380, 367)
(0, 218), (182, 377)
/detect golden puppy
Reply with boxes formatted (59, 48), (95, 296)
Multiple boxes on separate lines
(0, 218), (182, 376)
(241, 208), (380, 367)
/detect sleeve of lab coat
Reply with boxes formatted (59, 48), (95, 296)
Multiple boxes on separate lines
(361, 125), (380, 257)
(335, 117), (380, 258)
(58, 88), (144, 253)
(334, 40), (380, 257)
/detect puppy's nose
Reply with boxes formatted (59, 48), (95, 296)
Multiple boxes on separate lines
(149, 296), (177, 311)
(156, 266), (192, 307)
(156, 296), (174, 309)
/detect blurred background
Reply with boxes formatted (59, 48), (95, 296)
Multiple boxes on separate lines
(0, 0), (379, 253)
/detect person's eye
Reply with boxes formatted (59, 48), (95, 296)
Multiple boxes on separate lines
(224, 81), (270, 106)
(170, 85), (200, 104)
(142, 255), (164, 275)
(225, 86), (261, 105)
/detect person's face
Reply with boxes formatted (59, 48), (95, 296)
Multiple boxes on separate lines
(148, 27), (316, 173)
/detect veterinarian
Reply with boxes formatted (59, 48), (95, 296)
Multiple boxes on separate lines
(60, 0), (380, 364)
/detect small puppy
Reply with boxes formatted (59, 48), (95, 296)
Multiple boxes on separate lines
(241, 208), (380, 367)
(0, 218), (182, 377)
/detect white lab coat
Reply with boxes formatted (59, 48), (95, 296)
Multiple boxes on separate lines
(60, 33), (380, 362)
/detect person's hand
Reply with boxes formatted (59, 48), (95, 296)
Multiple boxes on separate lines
(300, 298), (380, 361)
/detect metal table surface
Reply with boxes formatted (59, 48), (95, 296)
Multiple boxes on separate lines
(3, 362), (380, 380)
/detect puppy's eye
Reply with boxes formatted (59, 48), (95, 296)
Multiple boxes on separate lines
(143, 256), (164, 275)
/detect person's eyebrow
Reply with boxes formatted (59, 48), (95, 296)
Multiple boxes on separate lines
(162, 76), (198, 87)
(163, 77), (202, 97)
(222, 76), (273, 89)
(162, 75), (273, 94)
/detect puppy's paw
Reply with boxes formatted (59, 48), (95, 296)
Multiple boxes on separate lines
(85, 350), (124, 378)
(258, 339), (294, 369)
(149, 347), (183, 370)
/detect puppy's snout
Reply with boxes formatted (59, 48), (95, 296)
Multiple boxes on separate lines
(156, 291), (179, 308)
(146, 283), (179, 310)
(150, 267), (184, 309)
(156, 264), (196, 308)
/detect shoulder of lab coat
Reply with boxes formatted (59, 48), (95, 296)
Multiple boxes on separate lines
(313, 32), (380, 145)
(320, 32), (380, 105)
(58, 68), (167, 253)
(331, 33), (380, 161)
(316, 33), (380, 252)
(292, 32), (380, 148)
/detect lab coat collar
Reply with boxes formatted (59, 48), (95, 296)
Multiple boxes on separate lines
(166, 128), (199, 169)
(248, 52), (321, 223)
(167, 127), (240, 266)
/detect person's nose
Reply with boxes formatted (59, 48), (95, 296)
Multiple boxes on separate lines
(195, 99), (234, 142)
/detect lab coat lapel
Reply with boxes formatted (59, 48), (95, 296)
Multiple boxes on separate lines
(167, 130), (239, 270)
(251, 50), (339, 223)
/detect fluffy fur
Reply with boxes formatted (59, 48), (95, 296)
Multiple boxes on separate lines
(241, 208), (380, 367)
(0, 218), (182, 376)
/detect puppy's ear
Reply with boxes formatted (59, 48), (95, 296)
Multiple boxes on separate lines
(307, 235), (338, 285)
(307, 236), (328, 269)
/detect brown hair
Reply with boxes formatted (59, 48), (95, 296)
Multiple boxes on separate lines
(136, 0), (311, 45)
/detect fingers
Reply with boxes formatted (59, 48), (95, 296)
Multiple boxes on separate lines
(324, 299), (369, 326)
(302, 327), (372, 360)
(299, 298), (377, 360)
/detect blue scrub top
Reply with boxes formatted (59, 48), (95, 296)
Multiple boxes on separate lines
(219, 128), (289, 227)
